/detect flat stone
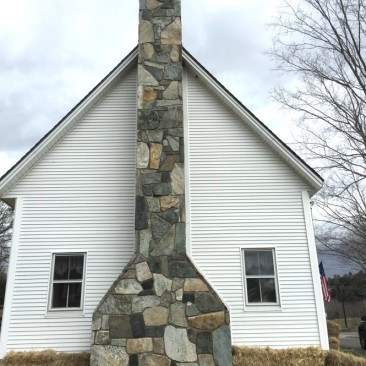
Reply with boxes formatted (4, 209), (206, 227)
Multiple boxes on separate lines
(95, 330), (109, 345)
(109, 315), (132, 338)
(98, 294), (132, 315)
(147, 256), (161, 273)
(168, 128), (183, 137)
(129, 354), (138, 366)
(138, 109), (159, 130)
(153, 273), (172, 296)
(213, 325), (232, 366)
(130, 313), (146, 338)
(171, 163), (184, 194)
(160, 196), (180, 211)
(101, 315), (109, 330)
(186, 302), (200, 317)
(141, 171), (162, 185)
(150, 143), (163, 169)
(169, 261), (197, 278)
(164, 326), (197, 362)
(175, 222), (185, 253)
(196, 332), (213, 354)
(176, 288), (183, 301)
(170, 45), (180, 62)
(160, 154), (180, 171)
(151, 214), (171, 243)
(144, 306), (169, 326)
(147, 130), (163, 142)
(172, 277), (184, 291)
(184, 279), (209, 292)
(164, 63), (182, 81)
(115, 279), (143, 295)
(139, 20), (154, 44)
(136, 261), (153, 282)
(167, 135), (179, 151)
(110, 339), (126, 347)
(151, 183), (171, 196)
(169, 302), (187, 327)
(143, 86), (157, 101)
(160, 107), (182, 129)
(90, 345), (129, 366)
(161, 17), (182, 45)
(146, 326), (165, 337)
(151, 225), (175, 256)
(154, 337), (165, 354)
(146, 65), (164, 81)
(144, 60), (165, 69)
(163, 81), (179, 100)
(140, 228), (152, 257)
(138, 65), (159, 87)
(136, 142), (149, 168)
(141, 43), (155, 60)
(138, 353), (170, 366)
(195, 293), (224, 313)
(135, 196), (148, 230)
(188, 311), (225, 331)
(142, 278), (154, 290)
(92, 316), (101, 331)
(126, 338), (153, 354)
(198, 354), (215, 366)
(161, 290), (175, 307)
(146, 197), (160, 212)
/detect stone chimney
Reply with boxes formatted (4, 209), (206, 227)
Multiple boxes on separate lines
(90, 1), (232, 365)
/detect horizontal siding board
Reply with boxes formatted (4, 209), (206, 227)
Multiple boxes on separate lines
(186, 70), (321, 348)
(5, 69), (137, 353)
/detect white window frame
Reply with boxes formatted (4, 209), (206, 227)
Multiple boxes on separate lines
(241, 247), (281, 311)
(48, 252), (86, 313)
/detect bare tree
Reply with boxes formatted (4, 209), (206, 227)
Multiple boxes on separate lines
(0, 201), (13, 274)
(270, 0), (366, 268)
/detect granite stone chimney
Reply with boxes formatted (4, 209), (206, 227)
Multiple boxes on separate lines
(90, 1), (232, 364)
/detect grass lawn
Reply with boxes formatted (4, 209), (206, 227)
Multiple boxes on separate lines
(331, 317), (360, 330)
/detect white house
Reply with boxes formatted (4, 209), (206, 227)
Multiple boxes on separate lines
(0, 1), (328, 360)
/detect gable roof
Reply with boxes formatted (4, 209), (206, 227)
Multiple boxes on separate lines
(0, 47), (322, 199)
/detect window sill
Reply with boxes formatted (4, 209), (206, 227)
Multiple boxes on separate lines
(243, 304), (282, 312)
(46, 310), (84, 318)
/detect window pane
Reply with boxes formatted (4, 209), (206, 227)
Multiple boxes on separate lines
(261, 278), (277, 303)
(68, 283), (82, 307)
(245, 251), (259, 275)
(69, 256), (84, 280)
(52, 283), (68, 308)
(258, 250), (274, 275)
(54, 256), (69, 280)
(247, 278), (261, 303)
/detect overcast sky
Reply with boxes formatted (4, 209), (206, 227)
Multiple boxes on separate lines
(0, 0), (298, 177)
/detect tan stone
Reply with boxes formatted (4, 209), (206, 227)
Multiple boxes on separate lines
(187, 311), (225, 330)
(137, 142), (149, 168)
(139, 353), (169, 366)
(141, 43), (155, 60)
(126, 338), (153, 353)
(136, 261), (152, 282)
(144, 86), (157, 101)
(150, 143), (163, 169)
(160, 196), (180, 211)
(147, 0), (163, 11)
(163, 81), (179, 100)
(171, 162), (184, 194)
(170, 45), (180, 62)
(153, 337), (165, 354)
(198, 354), (215, 366)
(139, 20), (154, 43)
(160, 154), (179, 172)
(161, 18), (182, 45)
(184, 278), (209, 292)
(143, 306), (169, 326)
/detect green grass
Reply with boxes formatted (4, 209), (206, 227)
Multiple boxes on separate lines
(331, 317), (360, 330)
(341, 347), (366, 358)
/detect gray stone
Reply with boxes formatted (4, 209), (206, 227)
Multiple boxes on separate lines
(198, 354), (215, 366)
(163, 81), (179, 100)
(109, 315), (132, 338)
(156, 99), (182, 107)
(143, 306), (169, 326)
(146, 65), (164, 81)
(138, 65), (159, 86)
(92, 316), (101, 331)
(146, 197), (160, 212)
(153, 273), (172, 296)
(147, 130), (164, 142)
(171, 163), (184, 194)
(170, 44), (180, 62)
(161, 17), (182, 45)
(140, 42), (155, 60)
(136, 261), (153, 282)
(151, 214), (171, 243)
(160, 154), (180, 171)
(130, 312), (146, 338)
(135, 196), (148, 230)
(152, 183), (171, 196)
(164, 326), (197, 362)
(90, 345), (129, 366)
(167, 135), (179, 151)
(140, 228), (152, 257)
(161, 290), (175, 307)
(139, 20), (155, 44)
(110, 339), (126, 347)
(101, 315), (109, 330)
(195, 293), (224, 313)
(213, 325), (232, 366)
(153, 337), (165, 354)
(164, 63), (182, 81)
(151, 225), (175, 256)
(115, 279), (143, 295)
(175, 222), (185, 252)
(136, 142), (149, 168)
(197, 332), (213, 354)
(169, 302), (187, 327)
(172, 277), (184, 291)
(141, 172), (162, 185)
(132, 295), (161, 313)
(169, 261), (197, 278)
(139, 353), (170, 366)
(95, 330), (109, 345)
(98, 295), (132, 315)
(160, 107), (182, 128)
(168, 128), (183, 137)
(175, 288), (183, 301)
(145, 60), (165, 70)
(138, 109), (159, 130)
(186, 302), (200, 317)
(157, 207), (179, 224)
(147, 256), (161, 273)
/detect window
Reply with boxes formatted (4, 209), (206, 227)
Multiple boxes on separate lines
(49, 254), (85, 310)
(242, 249), (278, 305)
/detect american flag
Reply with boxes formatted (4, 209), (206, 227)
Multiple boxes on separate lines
(319, 262), (331, 302)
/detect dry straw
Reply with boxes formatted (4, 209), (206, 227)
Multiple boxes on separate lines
(327, 320), (341, 339)
(328, 337), (340, 350)
(325, 350), (366, 366)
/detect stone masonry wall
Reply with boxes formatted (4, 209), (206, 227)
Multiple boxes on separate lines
(90, 1), (232, 365)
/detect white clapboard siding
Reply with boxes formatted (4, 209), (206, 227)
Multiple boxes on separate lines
(3, 69), (137, 352)
(186, 70), (321, 347)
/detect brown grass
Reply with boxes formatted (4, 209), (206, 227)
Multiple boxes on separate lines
(0, 350), (90, 366)
(325, 350), (366, 366)
(329, 337), (340, 350)
(328, 320), (342, 339)
(232, 346), (324, 366)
